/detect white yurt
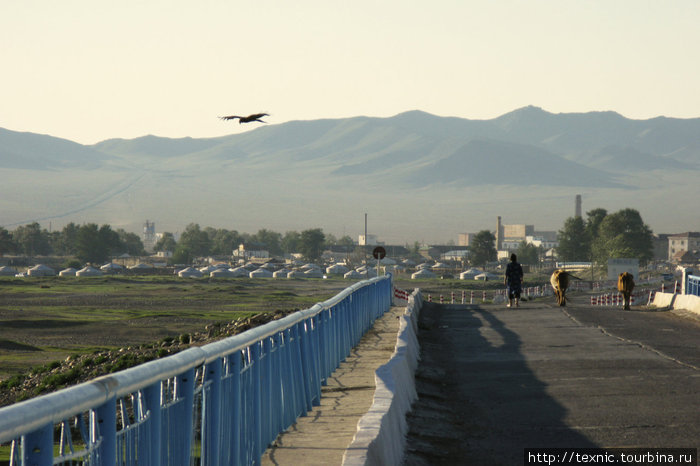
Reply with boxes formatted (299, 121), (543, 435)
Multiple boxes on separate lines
(300, 263), (321, 272)
(27, 264), (56, 277)
(474, 272), (499, 281)
(431, 262), (449, 270)
(411, 268), (436, 279)
(198, 265), (219, 275)
(229, 267), (251, 278)
(416, 263), (432, 270)
(210, 268), (236, 278)
(250, 268), (273, 278)
(273, 268), (290, 278)
(260, 262), (278, 271)
(0, 265), (18, 276)
(76, 266), (103, 277)
(100, 263), (123, 273)
(304, 269), (324, 278)
(379, 257), (397, 265)
(355, 266), (378, 278)
(59, 267), (77, 277)
(402, 259), (416, 267)
(459, 268), (483, 280)
(287, 270), (305, 279)
(178, 267), (203, 278)
(326, 264), (349, 275)
(343, 270), (363, 279)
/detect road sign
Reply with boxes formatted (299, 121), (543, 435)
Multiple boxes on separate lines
(372, 246), (386, 260)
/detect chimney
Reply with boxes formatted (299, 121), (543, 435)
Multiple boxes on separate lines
(575, 194), (582, 218)
(496, 216), (503, 250)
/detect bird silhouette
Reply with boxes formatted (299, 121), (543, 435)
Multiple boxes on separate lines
(218, 113), (269, 124)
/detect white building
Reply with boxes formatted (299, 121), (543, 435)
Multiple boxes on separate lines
(358, 234), (380, 246)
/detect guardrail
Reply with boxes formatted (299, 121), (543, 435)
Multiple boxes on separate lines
(0, 275), (392, 466)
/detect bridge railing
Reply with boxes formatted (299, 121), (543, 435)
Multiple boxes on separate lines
(0, 274), (392, 466)
(687, 274), (700, 297)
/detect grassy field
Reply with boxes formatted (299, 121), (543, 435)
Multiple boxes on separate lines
(0, 275), (350, 381)
(0, 271), (565, 382)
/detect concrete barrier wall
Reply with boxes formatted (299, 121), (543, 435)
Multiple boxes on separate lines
(342, 289), (423, 466)
(653, 291), (700, 315)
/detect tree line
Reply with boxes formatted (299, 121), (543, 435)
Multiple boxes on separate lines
(0, 222), (349, 264)
(556, 208), (654, 265)
(450, 207), (654, 268)
(0, 222), (144, 264)
(0, 207), (654, 267)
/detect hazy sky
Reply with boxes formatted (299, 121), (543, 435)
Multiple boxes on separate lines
(3, 1), (699, 145)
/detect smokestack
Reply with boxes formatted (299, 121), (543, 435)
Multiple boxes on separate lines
(496, 216), (502, 250)
(364, 213), (367, 245)
(575, 194), (582, 218)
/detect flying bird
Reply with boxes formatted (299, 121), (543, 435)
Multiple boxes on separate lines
(218, 113), (269, 124)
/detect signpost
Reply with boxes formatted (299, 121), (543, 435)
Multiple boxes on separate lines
(373, 246), (386, 276)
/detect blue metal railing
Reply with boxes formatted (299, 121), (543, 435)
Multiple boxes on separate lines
(0, 275), (392, 465)
(687, 274), (700, 297)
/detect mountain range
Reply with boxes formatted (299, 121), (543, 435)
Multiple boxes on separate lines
(1, 106), (698, 244)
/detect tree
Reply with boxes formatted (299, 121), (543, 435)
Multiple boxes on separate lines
(592, 208), (653, 265)
(13, 222), (51, 256)
(469, 230), (497, 266)
(206, 228), (242, 256)
(250, 229), (282, 256)
(337, 235), (355, 249)
(171, 245), (193, 265)
(281, 231), (301, 254)
(178, 224), (211, 257)
(76, 223), (119, 264)
(154, 232), (177, 253)
(557, 216), (591, 262)
(116, 229), (146, 256)
(515, 241), (540, 265)
(55, 223), (80, 256)
(586, 208), (608, 240)
(299, 228), (325, 262)
(0, 227), (16, 257)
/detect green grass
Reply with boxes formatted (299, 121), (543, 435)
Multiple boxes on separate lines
(0, 275), (345, 382)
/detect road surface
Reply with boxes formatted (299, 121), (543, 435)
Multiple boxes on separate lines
(403, 295), (700, 465)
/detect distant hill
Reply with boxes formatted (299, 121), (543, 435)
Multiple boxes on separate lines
(0, 128), (109, 170)
(1, 107), (698, 241)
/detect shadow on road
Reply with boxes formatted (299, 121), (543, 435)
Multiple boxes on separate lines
(404, 302), (598, 465)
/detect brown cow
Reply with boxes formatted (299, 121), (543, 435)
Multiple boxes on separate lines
(617, 272), (635, 310)
(550, 269), (581, 306)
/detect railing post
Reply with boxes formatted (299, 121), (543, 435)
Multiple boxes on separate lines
(144, 381), (162, 466)
(262, 336), (273, 447)
(297, 321), (314, 412)
(251, 342), (263, 463)
(309, 315), (322, 405)
(175, 368), (195, 465)
(230, 351), (242, 465)
(95, 397), (117, 466)
(21, 423), (53, 465)
(203, 358), (222, 466)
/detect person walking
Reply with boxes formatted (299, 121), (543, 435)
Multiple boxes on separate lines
(504, 253), (524, 308)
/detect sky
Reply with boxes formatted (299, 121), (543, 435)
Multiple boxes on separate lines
(2, 0), (700, 145)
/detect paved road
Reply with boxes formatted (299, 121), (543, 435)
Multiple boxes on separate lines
(403, 295), (700, 465)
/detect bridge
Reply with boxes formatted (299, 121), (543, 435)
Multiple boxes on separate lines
(1, 274), (699, 465)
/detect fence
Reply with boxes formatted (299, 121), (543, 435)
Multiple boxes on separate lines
(0, 275), (392, 466)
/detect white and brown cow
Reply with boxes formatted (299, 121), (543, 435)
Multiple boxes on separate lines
(550, 269), (581, 306)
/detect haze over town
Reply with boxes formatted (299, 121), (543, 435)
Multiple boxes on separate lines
(2, 1), (699, 243)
